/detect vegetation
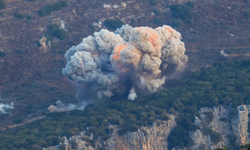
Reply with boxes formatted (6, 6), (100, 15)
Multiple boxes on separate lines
(149, 0), (158, 6)
(204, 111), (214, 123)
(14, 12), (24, 19)
(0, 51), (6, 57)
(153, 9), (162, 16)
(216, 142), (250, 150)
(103, 19), (124, 30)
(48, 24), (66, 40)
(224, 47), (250, 54)
(210, 131), (222, 144)
(169, 1), (195, 23)
(154, 18), (162, 25)
(26, 15), (33, 20)
(38, 1), (68, 17)
(240, 143), (250, 150)
(170, 19), (183, 27)
(1, 58), (250, 149)
(16, 49), (26, 54)
(0, 0), (5, 10)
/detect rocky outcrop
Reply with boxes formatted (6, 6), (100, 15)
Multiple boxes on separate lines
(45, 115), (176, 150)
(44, 133), (95, 150)
(45, 105), (250, 150)
(98, 114), (176, 150)
(231, 105), (249, 144)
(189, 105), (250, 150)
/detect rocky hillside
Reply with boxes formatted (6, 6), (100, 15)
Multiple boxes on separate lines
(45, 105), (250, 150)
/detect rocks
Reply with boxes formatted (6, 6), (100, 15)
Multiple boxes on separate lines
(189, 105), (250, 150)
(99, 115), (176, 150)
(231, 105), (249, 144)
(45, 115), (176, 150)
(46, 105), (250, 150)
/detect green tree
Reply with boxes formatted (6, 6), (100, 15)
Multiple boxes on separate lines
(104, 19), (124, 30)
(0, 0), (5, 10)
(150, 0), (158, 6)
(59, 0), (68, 7)
(54, 29), (66, 40)
(14, 12), (24, 19)
(170, 4), (194, 23)
(0, 51), (6, 57)
(154, 18), (162, 25)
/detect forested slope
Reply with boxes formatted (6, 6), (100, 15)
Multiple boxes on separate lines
(1, 58), (250, 149)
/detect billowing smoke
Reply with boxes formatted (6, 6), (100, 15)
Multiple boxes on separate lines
(47, 100), (85, 113)
(62, 24), (188, 100)
(0, 102), (14, 114)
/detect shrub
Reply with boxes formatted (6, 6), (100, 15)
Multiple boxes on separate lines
(26, 15), (33, 20)
(215, 147), (227, 150)
(71, 140), (77, 149)
(49, 24), (59, 31)
(160, 112), (169, 120)
(38, 1), (68, 17)
(150, 0), (158, 6)
(59, 0), (68, 7)
(48, 24), (66, 40)
(204, 111), (214, 123)
(0, 0), (5, 10)
(147, 116), (156, 125)
(31, 145), (42, 150)
(186, 1), (195, 8)
(169, 4), (194, 23)
(170, 19), (183, 27)
(0, 51), (6, 57)
(53, 2), (62, 11)
(14, 12), (24, 19)
(104, 19), (124, 30)
(153, 9), (162, 16)
(54, 29), (66, 40)
(210, 132), (222, 144)
(154, 18), (162, 25)
(16, 49), (26, 54)
(13, 116), (23, 124)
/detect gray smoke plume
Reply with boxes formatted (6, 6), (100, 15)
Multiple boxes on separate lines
(0, 102), (14, 114)
(47, 100), (85, 113)
(62, 25), (188, 100)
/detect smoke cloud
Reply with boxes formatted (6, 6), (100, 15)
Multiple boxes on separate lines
(47, 100), (85, 113)
(62, 25), (188, 100)
(0, 102), (14, 114)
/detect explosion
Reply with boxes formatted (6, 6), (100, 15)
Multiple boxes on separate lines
(62, 24), (188, 100)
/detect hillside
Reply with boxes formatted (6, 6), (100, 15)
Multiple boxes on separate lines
(0, 0), (250, 125)
(0, 0), (250, 149)
(0, 57), (250, 149)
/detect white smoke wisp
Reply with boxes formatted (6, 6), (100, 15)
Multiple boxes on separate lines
(0, 102), (14, 114)
(128, 87), (137, 100)
(47, 100), (86, 113)
(62, 25), (188, 100)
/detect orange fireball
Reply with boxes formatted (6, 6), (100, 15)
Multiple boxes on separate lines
(113, 43), (129, 60)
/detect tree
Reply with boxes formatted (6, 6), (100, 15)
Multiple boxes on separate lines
(14, 12), (24, 19)
(170, 4), (194, 23)
(54, 29), (66, 40)
(59, 0), (68, 7)
(210, 132), (222, 144)
(104, 19), (124, 30)
(0, 51), (6, 57)
(150, 0), (158, 6)
(0, 0), (5, 10)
